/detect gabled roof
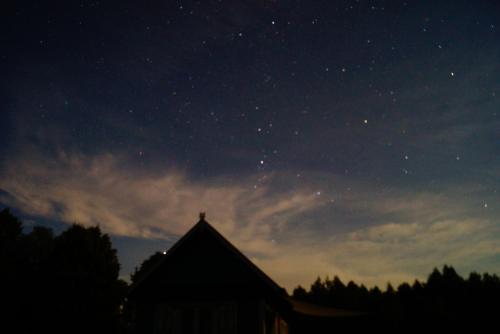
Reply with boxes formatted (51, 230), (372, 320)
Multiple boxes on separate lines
(129, 216), (286, 297)
(128, 215), (367, 320)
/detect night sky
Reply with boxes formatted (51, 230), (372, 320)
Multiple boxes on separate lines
(2, 0), (499, 290)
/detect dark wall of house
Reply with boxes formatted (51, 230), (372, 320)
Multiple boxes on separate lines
(237, 299), (261, 334)
(133, 299), (261, 334)
(135, 302), (155, 334)
(290, 314), (372, 334)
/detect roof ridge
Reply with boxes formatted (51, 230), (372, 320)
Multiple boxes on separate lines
(129, 218), (287, 297)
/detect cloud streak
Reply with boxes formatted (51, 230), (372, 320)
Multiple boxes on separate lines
(1, 151), (498, 290)
(0, 151), (325, 238)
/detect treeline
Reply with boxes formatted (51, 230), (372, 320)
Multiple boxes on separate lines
(293, 266), (500, 331)
(0, 208), (127, 334)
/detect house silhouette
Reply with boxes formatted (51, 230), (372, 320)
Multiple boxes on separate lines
(129, 214), (365, 334)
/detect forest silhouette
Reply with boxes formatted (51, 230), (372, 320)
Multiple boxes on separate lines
(1, 207), (499, 333)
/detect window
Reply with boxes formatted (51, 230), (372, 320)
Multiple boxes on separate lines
(154, 302), (237, 334)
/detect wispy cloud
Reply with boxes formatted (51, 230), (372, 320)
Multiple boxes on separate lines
(1, 151), (498, 290)
(255, 205), (499, 290)
(0, 151), (325, 242)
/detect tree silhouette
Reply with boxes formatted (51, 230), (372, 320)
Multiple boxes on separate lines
(49, 224), (127, 333)
(293, 264), (500, 332)
(0, 208), (127, 334)
(0, 208), (22, 241)
(0, 208), (26, 331)
(130, 251), (165, 283)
